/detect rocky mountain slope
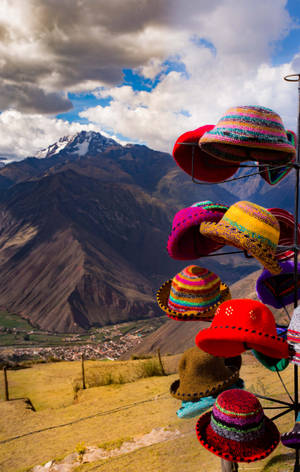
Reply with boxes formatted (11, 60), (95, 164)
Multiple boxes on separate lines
(0, 131), (292, 332)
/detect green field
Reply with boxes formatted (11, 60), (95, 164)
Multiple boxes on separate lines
(0, 353), (297, 472)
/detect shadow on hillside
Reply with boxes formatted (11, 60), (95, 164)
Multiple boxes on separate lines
(262, 451), (295, 471)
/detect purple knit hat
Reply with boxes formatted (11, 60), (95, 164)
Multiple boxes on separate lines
(256, 260), (300, 308)
(281, 412), (300, 449)
(167, 201), (228, 260)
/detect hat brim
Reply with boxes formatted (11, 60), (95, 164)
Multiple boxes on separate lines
(196, 411), (280, 463)
(281, 432), (300, 449)
(259, 161), (293, 186)
(200, 221), (281, 275)
(157, 280), (230, 321)
(268, 208), (300, 261)
(170, 366), (239, 401)
(195, 324), (289, 359)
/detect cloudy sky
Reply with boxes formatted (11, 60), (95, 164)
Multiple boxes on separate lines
(0, 0), (300, 161)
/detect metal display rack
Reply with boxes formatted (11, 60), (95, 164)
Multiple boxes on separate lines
(178, 76), (300, 471)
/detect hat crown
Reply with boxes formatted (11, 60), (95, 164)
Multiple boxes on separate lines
(213, 299), (277, 335)
(211, 389), (265, 441)
(179, 347), (231, 382)
(168, 265), (222, 313)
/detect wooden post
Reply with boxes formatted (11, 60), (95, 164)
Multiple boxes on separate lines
(157, 349), (166, 376)
(221, 459), (238, 471)
(81, 354), (86, 389)
(3, 366), (9, 401)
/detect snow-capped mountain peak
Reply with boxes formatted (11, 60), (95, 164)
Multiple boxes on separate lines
(36, 131), (120, 159)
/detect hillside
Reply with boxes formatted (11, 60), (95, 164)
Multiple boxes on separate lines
(0, 130), (292, 332)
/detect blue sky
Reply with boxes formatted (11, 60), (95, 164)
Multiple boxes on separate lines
(1, 0), (300, 159)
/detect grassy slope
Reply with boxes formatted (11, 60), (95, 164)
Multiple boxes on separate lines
(0, 354), (297, 472)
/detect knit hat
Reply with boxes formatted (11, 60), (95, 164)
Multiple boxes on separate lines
(173, 125), (239, 182)
(199, 106), (296, 163)
(157, 265), (230, 321)
(167, 201), (229, 260)
(196, 389), (280, 463)
(287, 306), (300, 365)
(170, 347), (240, 401)
(251, 350), (289, 372)
(281, 412), (300, 449)
(200, 201), (281, 275)
(256, 260), (300, 308)
(268, 208), (300, 260)
(176, 378), (245, 419)
(195, 299), (289, 359)
(259, 130), (296, 185)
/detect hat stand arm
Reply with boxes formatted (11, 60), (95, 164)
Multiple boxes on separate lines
(253, 393), (292, 406)
(276, 367), (294, 403)
(284, 73), (300, 472)
(271, 405), (295, 421)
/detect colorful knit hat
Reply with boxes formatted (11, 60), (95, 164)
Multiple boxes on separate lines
(256, 260), (300, 308)
(199, 106), (296, 163)
(195, 299), (289, 359)
(287, 306), (300, 365)
(259, 130), (296, 185)
(281, 412), (300, 449)
(196, 389), (280, 463)
(173, 125), (239, 182)
(200, 201), (281, 275)
(177, 378), (245, 419)
(167, 201), (229, 260)
(157, 265), (230, 321)
(268, 208), (300, 260)
(170, 347), (240, 401)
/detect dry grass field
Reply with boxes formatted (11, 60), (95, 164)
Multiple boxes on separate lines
(0, 353), (297, 472)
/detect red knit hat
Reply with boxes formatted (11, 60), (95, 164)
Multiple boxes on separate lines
(268, 207), (300, 260)
(195, 299), (289, 359)
(172, 125), (239, 183)
(196, 389), (280, 463)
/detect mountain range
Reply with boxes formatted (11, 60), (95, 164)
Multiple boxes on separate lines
(0, 131), (294, 332)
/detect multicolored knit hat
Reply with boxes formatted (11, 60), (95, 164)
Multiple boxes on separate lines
(196, 389), (280, 463)
(287, 306), (300, 365)
(170, 347), (240, 401)
(177, 378), (245, 419)
(167, 201), (229, 260)
(157, 265), (230, 321)
(200, 201), (281, 275)
(195, 299), (289, 359)
(268, 208), (300, 260)
(281, 412), (300, 449)
(256, 260), (300, 308)
(259, 130), (296, 185)
(173, 125), (239, 182)
(199, 106), (296, 163)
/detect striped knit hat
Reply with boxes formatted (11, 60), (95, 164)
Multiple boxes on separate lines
(256, 260), (300, 308)
(199, 106), (296, 163)
(259, 130), (296, 185)
(196, 389), (280, 462)
(281, 412), (300, 449)
(200, 201), (281, 275)
(167, 201), (229, 260)
(156, 265), (230, 321)
(268, 208), (300, 261)
(287, 306), (300, 365)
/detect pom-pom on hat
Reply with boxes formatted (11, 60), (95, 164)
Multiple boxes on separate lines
(268, 207), (300, 261)
(259, 130), (296, 185)
(170, 347), (240, 401)
(172, 125), (239, 182)
(256, 260), (300, 308)
(200, 201), (281, 275)
(195, 299), (289, 359)
(167, 201), (229, 260)
(199, 106), (296, 163)
(281, 412), (300, 449)
(156, 265), (230, 321)
(196, 389), (280, 463)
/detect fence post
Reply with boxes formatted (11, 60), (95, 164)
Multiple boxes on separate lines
(81, 354), (86, 389)
(221, 459), (238, 471)
(157, 349), (166, 376)
(3, 366), (9, 401)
